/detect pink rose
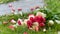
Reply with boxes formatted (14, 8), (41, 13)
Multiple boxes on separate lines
(9, 4), (12, 7)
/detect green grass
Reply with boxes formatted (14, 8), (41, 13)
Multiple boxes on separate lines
(45, 0), (60, 14)
(0, 12), (59, 34)
(0, 0), (17, 4)
(0, 24), (58, 34)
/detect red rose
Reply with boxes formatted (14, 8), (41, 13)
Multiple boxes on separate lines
(34, 16), (41, 23)
(17, 20), (21, 25)
(40, 17), (46, 23)
(39, 23), (45, 27)
(30, 17), (35, 23)
(27, 20), (33, 28)
(34, 16), (46, 23)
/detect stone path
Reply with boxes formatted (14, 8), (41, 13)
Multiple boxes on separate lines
(0, 0), (44, 16)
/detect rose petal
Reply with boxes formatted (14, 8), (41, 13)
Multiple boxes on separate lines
(23, 32), (28, 34)
(35, 26), (39, 31)
(8, 25), (14, 30)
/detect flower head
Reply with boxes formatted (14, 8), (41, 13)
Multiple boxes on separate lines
(36, 12), (46, 17)
(34, 16), (46, 23)
(30, 8), (34, 11)
(48, 20), (54, 25)
(9, 4), (12, 7)
(24, 19), (29, 25)
(11, 7), (15, 13)
(43, 28), (46, 32)
(17, 19), (22, 25)
(18, 8), (22, 11)
(28, 14), (35, 18)
(27, 20), (33, 28)
(8, 25), (15, 30)
(11, 7), (15, 11)
(10, 19), (16, 24)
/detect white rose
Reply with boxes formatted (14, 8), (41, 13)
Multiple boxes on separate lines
(48, 20), (54, 25)
(43, 28), (46, 32)
(36, 12), (46, 17)
(33, 22), (39, 26)
(24, 19), (29, 25)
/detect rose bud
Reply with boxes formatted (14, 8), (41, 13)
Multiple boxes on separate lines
(8, 25), (15, 30)
(30, 8), (34, 11)
(35, 6), (40, 9)
(18, 8), (22, 11)
(11, 7), (15, 14)
(48, 20), (54, 26)
(9, 4), (12, 7)
(3, 21), (8, 24)
(10, 19), (16, 24)
(11, 7), (15, 11)
(23, 32), (28, 34)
